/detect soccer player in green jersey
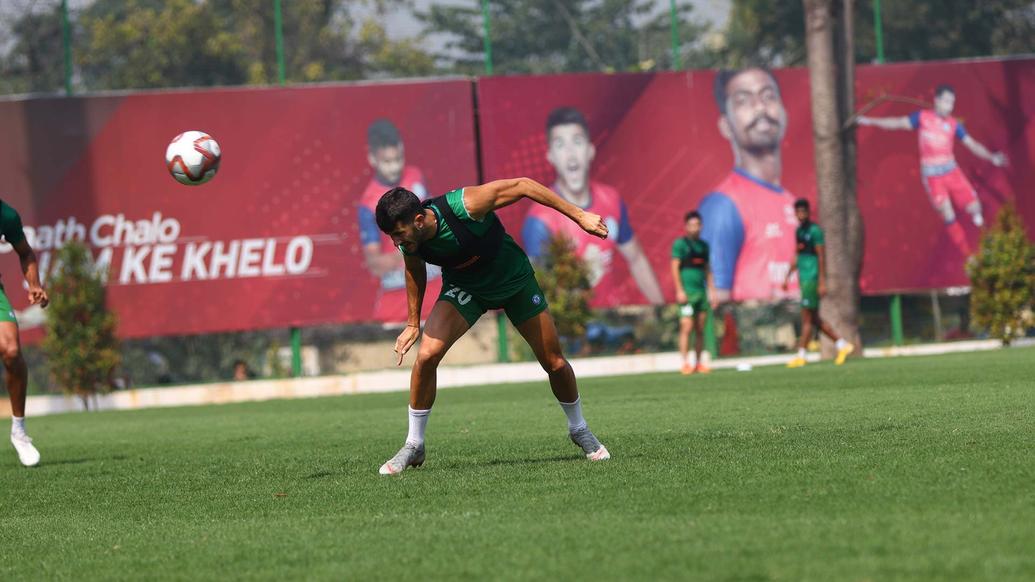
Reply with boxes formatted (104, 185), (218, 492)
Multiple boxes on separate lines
(783, 199), (853, 368)
(0, 201), (49, 466)
(671, 211), (713, 375)
(374, 178), (611, 474)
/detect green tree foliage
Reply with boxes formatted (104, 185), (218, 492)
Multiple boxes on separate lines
(421, 0), (710, 75)
(42, 241), (120, 409)
(77, 0), (248, 89)
(719, 0), (805, 67)
(0, 0), (437, 93)
(966, 203), (1035, 346)
(718, 0), (1035, 66)
(0, 2), (67, 94)
(535, 234), (592, 339)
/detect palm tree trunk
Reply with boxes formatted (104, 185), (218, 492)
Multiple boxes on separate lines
(803, 0), (863, 356)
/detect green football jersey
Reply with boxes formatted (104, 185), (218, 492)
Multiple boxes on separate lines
(795, 222), (824, 282)
(671, 236), (709, 294)
(406, 188), (534, 303)
(0, 202), (26, 247)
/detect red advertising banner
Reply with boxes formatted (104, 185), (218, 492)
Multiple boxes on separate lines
(1, 59), (1031, 339)
(477, 58), (1035, 305)
(0, 79), (477, 339)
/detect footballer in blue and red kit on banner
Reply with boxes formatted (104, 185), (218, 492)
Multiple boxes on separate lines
(699, 68), (800, 303)
(356, 119), (442, 323)
(857, 84), (1008, 258)
(522, 107), (664, 305)
(854, 59), (1027, 291)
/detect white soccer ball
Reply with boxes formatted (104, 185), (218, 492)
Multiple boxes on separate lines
(165, 131), (221, 186)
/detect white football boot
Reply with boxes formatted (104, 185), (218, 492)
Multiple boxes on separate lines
(11, 432), (40, 467)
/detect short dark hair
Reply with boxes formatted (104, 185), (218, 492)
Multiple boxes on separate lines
(546, 106), (590, 138)
(367, 118), (402, 150)
(714, 67), (780, 116)
(375, 187), (423, 234)
(935, 84), (955, 98)
(794, 198), (810, 211)
(685, 210), (701, 222)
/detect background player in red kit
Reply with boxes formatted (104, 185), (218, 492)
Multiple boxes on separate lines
(698, 68), (799, 304)
(858, 85), (1007, 253)
(522, 107), (664, 305)
(357, 119), (441, 321)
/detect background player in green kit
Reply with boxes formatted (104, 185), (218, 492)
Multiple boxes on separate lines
(374, 178), (611, 474)
(0, 201), (49, 466)
(671, 211), (713, 375)
(783, 199), (853, 368)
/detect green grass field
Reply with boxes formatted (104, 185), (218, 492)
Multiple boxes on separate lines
(2, 348), (1034, 581)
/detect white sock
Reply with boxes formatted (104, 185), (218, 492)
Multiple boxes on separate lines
(797, 348), (807, 359)
(972, 211), (984, 227)
(11, 416), (25, 436)
(405, 407), (430, 446)
(559, 397), (587, 432)
(835, 338), (848, 350)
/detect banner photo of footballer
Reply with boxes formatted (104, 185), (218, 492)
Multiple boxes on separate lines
(357, 118), (443, 323)
(0, 79), (477, 339)
(480, 58), (1035, 304)
(477, 69), (818, 306)
(853, 57), (1035, 291)
(522, 106), (664, 305)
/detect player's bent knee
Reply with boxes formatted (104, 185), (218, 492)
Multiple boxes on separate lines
(415, 347), (446, 370)
(542, 354), (568, 375)
(0, 343), (20, 365)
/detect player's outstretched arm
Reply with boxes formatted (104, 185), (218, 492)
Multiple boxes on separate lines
(671, 258), (687, 305)
(394, 254), (427, 366)
(13, 239), (47, 308)
(856, 116), (913, 131)
(962, 135), (1008, 167)
(783, 262), (797, 292)
(464, 178), (608, 239)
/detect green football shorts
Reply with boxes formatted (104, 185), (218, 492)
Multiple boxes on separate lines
(437, 275), (549, 327)
(679, 291), (709, 318)
(0, 286), (16, 324)
(800, 279), (820, 310)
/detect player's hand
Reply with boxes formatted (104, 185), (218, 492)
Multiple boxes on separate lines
(576, 210), (608, 239)
(676, 290), (687, 304)
(991, 152), (1008, 167)
(818, 280), (828, 297)
(28, 286), (48, 309)
(394, 324), (421, 366)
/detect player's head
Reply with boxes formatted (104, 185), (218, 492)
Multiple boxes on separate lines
(367, 118), (405, 186)
(934, 84), (956, 116)
(714, 67), (786, 155)
(546, 106), (595, 196)
(684, 210), (702, 238)
(376, 187), (430, 253)
(794, 198), (811, 223)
